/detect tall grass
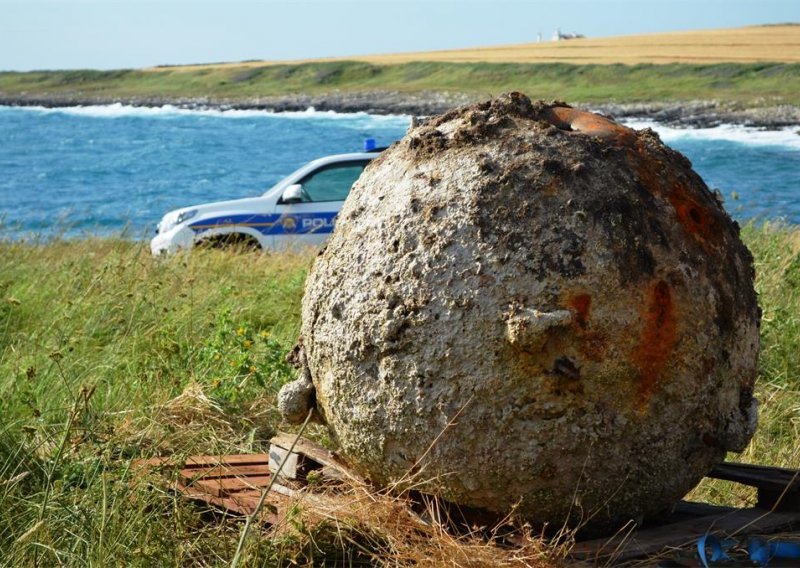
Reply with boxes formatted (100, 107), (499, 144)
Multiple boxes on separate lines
(0, 239), (313, 566)
(2, 62), (800, 106)
(0, 225), (799, 565)
(687, 224), (800, 507)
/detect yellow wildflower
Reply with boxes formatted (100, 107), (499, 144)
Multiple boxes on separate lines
(243, 340), (253, 349)
(248, 366), (257, 374)
(213, 353), (221, 361)
(259, 330), (270, 339)
(236, 327), (245, 336)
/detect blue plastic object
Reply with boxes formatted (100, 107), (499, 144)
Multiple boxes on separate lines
(698, 534), (731, 568)
(697, 534), (800, 567)
(748, 537), (800, 567)
(364, 138), (377, 151)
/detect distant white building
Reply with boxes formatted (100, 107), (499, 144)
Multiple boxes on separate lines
(552, 28), (585, 41)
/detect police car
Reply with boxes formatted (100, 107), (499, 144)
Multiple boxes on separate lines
(150, 142), (384, 255)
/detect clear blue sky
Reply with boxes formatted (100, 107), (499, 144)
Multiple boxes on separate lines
(1, 0), (797, 71)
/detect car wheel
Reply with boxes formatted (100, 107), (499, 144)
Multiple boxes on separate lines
(196, 234), (261, 252)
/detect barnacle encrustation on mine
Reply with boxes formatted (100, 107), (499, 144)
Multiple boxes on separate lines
(281, 92), (760, 532)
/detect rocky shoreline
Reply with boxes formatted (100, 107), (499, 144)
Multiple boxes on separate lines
(2, 90), (800, 129)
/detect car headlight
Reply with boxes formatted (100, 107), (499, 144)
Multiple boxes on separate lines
(176, 209), (198, 224)
(159, 209), (198, 233)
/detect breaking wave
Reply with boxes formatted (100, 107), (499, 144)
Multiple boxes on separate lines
(623, 119), (800, 150)
(4, 105), (799, 149)
(1, 103), (411, 125)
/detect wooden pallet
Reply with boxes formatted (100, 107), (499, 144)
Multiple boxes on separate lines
(136, 437), (800, 564)
(570, 462), (800, 564)
(133, 433), (363, 526)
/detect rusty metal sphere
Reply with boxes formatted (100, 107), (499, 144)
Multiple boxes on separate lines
(280, 93), (760, 530)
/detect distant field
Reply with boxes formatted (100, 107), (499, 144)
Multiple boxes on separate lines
(1, 25), (799, 108)
(162, 25), (800, 71)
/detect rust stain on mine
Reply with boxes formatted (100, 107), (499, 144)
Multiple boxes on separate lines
(568, 294), (592, 329)
(580, 332), (609, 362)
(629, 143), (721, 248)
(634, 280), (678, 407)
(566, 293), (609, 361)
(666, 182), (718, 242)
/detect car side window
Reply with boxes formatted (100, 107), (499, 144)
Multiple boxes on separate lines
(299, 162), (367, 203)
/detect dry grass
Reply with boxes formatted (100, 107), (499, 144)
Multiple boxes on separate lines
(2, 225), (800, 566)
(251, 476), (568, 567)
(154, 25), (800, 72)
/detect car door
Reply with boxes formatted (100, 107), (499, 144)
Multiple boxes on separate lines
(271, 160), (370, 250)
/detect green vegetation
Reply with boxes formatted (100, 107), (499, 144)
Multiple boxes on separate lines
(0, 241), (313, 566)
(0, 225), (799, 565)
(688, 224), (800, 506)
(2, 61), (800, 105)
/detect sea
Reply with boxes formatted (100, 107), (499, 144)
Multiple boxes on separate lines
(0, 104), (798, 239)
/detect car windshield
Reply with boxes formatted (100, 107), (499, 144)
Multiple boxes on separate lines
(300, 163), (366, 202)
(263, 157), (375, 199)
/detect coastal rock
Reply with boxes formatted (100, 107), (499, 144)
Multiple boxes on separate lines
(280, 92), (760, 531)
(3, 91), (798, 128)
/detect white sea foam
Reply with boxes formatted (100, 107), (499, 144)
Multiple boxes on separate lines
(622, 118), (800, 150)
(2, 102), (411, 125)
(4, 103), (799, 148)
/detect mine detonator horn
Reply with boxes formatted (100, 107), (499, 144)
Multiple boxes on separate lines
(543, 106), (637, 146)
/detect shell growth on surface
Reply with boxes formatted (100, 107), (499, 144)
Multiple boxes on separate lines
(278, 92), (760, 530)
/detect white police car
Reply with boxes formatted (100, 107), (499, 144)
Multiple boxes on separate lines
(150, 142), (384, 255)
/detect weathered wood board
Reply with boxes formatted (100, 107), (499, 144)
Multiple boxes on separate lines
(134, 439), (800, 565)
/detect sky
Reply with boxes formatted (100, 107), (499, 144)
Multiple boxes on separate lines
(1, 0), (797, 71)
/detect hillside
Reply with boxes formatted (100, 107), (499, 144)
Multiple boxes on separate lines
(1, 25), (799, 121)
(161, 24), (800, 70)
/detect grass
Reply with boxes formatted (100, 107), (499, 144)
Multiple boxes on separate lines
(687, 223), (800, 507)
(0, 224), (799, 565)
(2, 61), (800, 107)
(0, 240), (311, 566)
(3, 26), (800, 108)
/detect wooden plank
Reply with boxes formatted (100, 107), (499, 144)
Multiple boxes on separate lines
(183, 454), (270, 468)
(270, 433), (365, 483)
(132, 454), (269, 471)
(709, 462), (800, 493)
(708, 462), (800, 511)
(757, 488), (800, 511)
(179, 464), (269, 481)
(192, 475), (272, 498)
(570, 508), (800, 562)
(657, 501), (741, 524)
(137, 447), (341, 528)
(179, 484), (285, 523)
(672, 501), (738, 518)
(270, 433), (336, 465)
(177, 478), (328, 528)
(181, 485), (262, 512)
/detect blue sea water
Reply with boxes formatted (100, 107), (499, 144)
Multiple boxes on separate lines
(0, 105), (408, 238)
(0, 104), (798, 238)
